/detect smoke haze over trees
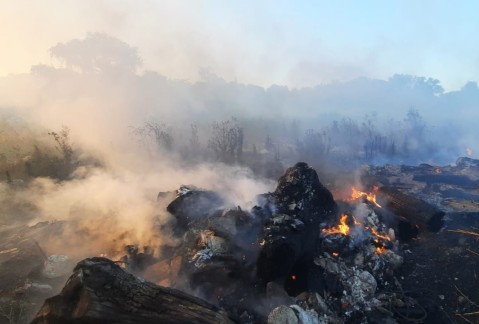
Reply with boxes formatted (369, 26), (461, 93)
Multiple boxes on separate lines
(2, 33), (477, 174)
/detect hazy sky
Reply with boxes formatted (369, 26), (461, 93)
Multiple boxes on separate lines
(1, 1), (478, 90)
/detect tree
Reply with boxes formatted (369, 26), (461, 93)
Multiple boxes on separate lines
(48, 126), (73, 165)
(133, 122), (173, 153)
(50, 33), (141, 74)
(389, 74), (444, 96)
(296, 129), (330, 162)
(189, 124), (200, 151)
(208, 118), (243, 163)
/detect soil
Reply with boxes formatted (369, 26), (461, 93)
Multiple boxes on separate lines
(396, 212), (479, 324)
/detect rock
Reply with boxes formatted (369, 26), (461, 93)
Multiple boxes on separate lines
(31, 257), (234, 324)
(290, 304), (320, 324)
(42, 255), (71, 279)
(268, 305), (299, 324)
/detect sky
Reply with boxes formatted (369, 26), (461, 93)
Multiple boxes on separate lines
(1, 0), (478, 90)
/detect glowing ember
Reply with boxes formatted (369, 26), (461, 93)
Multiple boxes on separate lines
(332, 252), (339, 257)
(347, 186), (382, 208)
(322, 214), (350, 235)
(291, 275), (297, 281)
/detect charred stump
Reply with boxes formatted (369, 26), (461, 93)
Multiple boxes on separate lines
(31, 257), (234, 324)
(256, 162), (337, 295)
(377, 186), (445, 232)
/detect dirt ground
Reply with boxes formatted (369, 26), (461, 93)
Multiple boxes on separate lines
(396, 212), (479, 324)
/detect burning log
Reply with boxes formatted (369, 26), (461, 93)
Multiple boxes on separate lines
(377, 186), (445, 232)
(31, 257), (234, 324)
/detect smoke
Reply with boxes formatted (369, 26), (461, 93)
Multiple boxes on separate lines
(0, 32), (478, 264)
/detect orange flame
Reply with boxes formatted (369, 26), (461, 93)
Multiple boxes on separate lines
(322, 214), (350, 235)
(347, 186), (382, 208)
(322, 212), (391, 254)
(368, 227), (391, 241)
(375, 246), (386, 254)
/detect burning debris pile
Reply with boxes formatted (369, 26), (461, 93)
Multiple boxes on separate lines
(28, 162), (455, 323)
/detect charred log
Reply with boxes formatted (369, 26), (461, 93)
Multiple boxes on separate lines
(377, 186), (445, 232)
(166, 186), (224, 231)
(413, 174), (478, 188)
(31, 257), (234, 324)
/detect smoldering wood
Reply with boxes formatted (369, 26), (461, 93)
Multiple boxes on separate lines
(377, 186), (445, 232)
(166, 187), (224, 231)
(256, 162), (337, 294)
(31, 257), (234, 324)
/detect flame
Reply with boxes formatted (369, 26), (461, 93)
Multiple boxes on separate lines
(322, 214), (350, 235)
(352, 216), (361, 226)
(322, 212), (392, 255)
(99, 253), (108, 257)
(368, 227), (391, 241)
(375, 246), (386, 254)
(347, 186), (382, 208)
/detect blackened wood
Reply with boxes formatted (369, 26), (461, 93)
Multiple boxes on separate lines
(31, 257), (234, 324)
(377, 187), (444, 232)
(256, 162), (337, 293)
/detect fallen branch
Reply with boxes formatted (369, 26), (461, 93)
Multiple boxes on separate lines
(466, 249), (479, 256)
(448, 229), (479, 237)
(454, 285), (479, 308)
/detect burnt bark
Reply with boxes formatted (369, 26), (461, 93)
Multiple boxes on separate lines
(31, 257), (234, 324)
(256, 162), (337, 293)
(377, 186), (445, 232)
